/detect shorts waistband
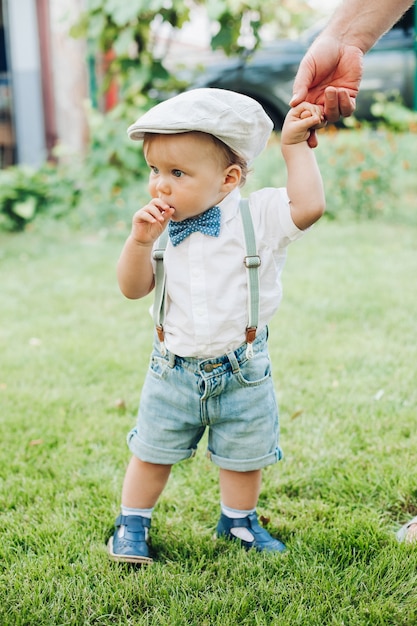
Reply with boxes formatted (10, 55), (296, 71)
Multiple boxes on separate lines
(162, 327), (268, 374)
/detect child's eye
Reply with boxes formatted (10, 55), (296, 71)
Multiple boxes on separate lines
(172, 169), (183, 178)
(150, 166), (159, 174)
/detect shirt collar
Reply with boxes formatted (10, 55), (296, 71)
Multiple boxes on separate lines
(218, 187), (241, 223)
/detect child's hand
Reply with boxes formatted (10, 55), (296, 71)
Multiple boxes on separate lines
(130, 199), (175, 245)
(281, 102), (326, 147)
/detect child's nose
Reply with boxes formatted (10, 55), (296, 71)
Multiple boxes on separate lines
(156, 176), (170, 194)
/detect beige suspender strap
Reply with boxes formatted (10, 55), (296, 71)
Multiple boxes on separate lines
(152, 228), (169, 354)
(239, 198), (261, 357)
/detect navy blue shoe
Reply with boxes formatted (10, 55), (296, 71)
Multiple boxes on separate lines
(107, 514), (153, 564)
(216, 511), (286, 553)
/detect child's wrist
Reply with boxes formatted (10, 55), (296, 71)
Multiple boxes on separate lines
(128, 233), (154, 249)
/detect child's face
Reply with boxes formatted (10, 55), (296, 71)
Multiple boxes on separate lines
(144, 132), (239, 222)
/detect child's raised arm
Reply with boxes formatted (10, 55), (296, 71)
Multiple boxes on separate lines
(281, 103), (326, 230)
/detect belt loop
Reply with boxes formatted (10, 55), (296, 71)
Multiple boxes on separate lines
(167, 350), (175, 368)
(227, 350), (240, 374)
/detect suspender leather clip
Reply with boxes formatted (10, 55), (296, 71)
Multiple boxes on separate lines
(156, 325), (167, 356)
(245, 326), (256, 359)
(245, 327), (257, 344)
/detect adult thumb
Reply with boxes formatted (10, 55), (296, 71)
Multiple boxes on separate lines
(290, 77), (308, 107)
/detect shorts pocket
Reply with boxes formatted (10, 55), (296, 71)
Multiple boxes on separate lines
(149, 354), (170, 380)
(235, 350), (272, 387)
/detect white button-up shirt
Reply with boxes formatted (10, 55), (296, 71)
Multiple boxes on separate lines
(152, 186), (304, 358)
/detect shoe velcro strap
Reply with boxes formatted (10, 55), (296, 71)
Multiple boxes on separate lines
(115, 514), (151, 530)
(226, 516), (252, 529)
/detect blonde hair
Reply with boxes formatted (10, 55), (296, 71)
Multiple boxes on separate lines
(208, 134), (248, 187)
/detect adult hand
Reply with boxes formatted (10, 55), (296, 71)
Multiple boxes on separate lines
(290, 35), (364, 146)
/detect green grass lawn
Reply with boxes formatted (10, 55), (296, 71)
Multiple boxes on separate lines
(1, 130), (417, 624)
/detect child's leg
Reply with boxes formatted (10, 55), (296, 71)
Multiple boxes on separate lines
(108, 457), (172, 564)
(219, 468), (261, 509)
(122, 456), (172, 508)
(217, 467), (286, 554)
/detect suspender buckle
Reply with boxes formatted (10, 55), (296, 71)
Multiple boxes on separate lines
(153, 249), (165, 261)
(244, 255), (261, 268)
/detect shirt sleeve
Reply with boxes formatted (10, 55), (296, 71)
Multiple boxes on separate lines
(248, 187), (305, 249)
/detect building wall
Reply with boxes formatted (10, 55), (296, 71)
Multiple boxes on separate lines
(6, 0), (47, 166)
(49, 0), (89, 156)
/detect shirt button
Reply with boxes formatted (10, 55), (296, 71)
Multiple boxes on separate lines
(203, 363), (214, 373)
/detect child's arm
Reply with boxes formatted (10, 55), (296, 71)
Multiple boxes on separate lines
(117, 199), (175, 299)
(281, 103), (326, 230)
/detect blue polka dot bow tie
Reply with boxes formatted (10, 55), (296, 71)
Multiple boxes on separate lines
(168, 205), (221, 247)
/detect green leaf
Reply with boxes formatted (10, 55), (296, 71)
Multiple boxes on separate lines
(12, 197), (37, 220)
(69, 14), (89, 39)
(103, 0), (144, 26)
(113, 27), (136, 57)
(206, 0), (229, 21)
(86, 13), (107, 41)
(87, 0), (104, 10)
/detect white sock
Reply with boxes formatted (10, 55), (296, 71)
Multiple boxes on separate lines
(221, 503), (255, 542)
(121, 505), (153, 519)
(221, 503), (255, 518)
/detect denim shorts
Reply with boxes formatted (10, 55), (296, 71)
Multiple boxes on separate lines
(127, 327), (282, 472)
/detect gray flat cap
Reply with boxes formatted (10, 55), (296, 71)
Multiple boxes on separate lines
(127, 88), (273, 163)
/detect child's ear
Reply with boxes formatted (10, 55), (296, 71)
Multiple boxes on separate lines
(222, 164), (242, 190)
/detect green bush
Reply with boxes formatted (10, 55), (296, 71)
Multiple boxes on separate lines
(317, 128), (400, 221)
(246, 124), (417, 226)
(0, 163), (80, 232)
(370, 94), (417, 132)
(57, 105), (146, 230)
(0, 105), (147, 233)
(0, 166), (48, 231)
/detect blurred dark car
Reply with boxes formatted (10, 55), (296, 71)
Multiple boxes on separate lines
(192, 6), (416, 128)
